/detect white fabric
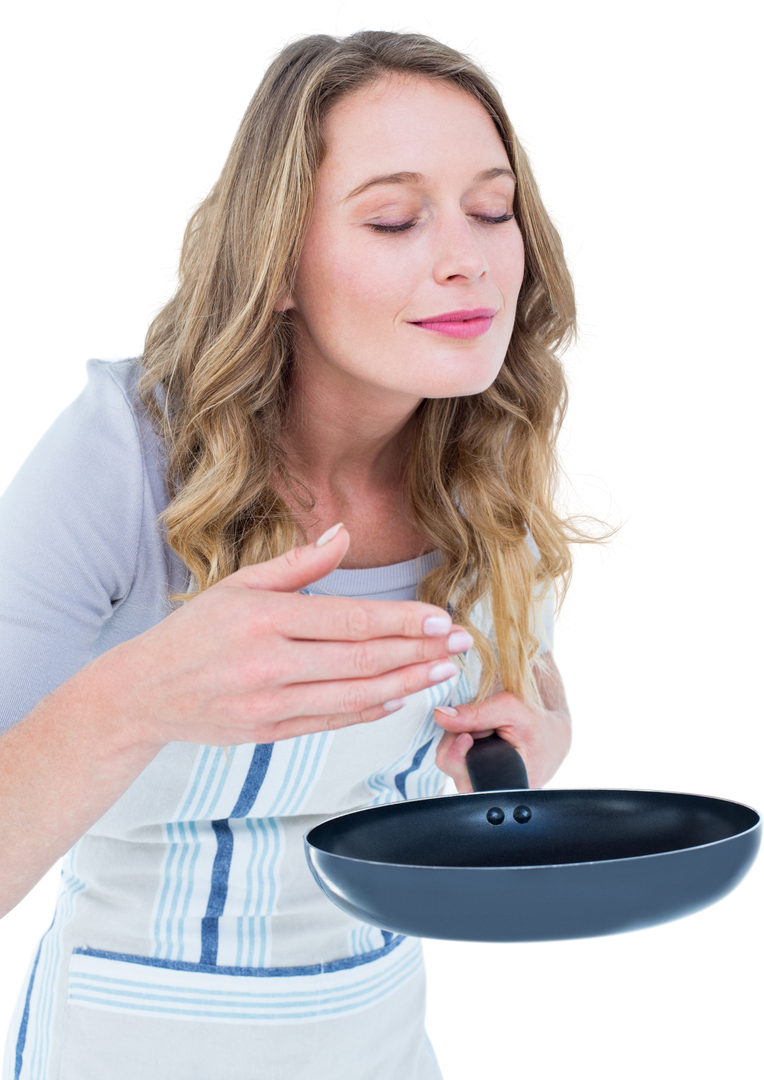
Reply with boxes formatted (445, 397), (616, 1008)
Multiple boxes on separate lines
(0, 359), (552, 1079)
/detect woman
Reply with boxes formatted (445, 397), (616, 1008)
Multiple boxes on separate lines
(1, 30), (580, 1080)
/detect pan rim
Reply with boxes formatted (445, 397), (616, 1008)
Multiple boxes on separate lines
(304, 786), (764, 868)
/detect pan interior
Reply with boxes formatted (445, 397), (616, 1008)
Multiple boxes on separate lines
(308, 790), (759, 868)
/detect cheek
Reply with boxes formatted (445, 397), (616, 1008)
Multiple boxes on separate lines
(293, 221), (350, 308)
(311, 237), (415, 324)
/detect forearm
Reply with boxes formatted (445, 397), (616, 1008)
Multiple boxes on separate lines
(0, 649), (160, 919)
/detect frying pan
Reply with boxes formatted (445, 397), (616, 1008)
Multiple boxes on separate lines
(305, 735), (760, 941)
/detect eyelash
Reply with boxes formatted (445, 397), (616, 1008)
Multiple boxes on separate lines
(369, 211), (517, 234)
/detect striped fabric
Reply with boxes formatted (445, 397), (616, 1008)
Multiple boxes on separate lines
(1, 360), (553, 1079)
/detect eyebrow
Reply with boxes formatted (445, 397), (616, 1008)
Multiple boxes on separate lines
(343, 166), (515, 202)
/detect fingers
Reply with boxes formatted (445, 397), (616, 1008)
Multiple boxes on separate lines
(435, 730), (475, 793)
(436, 725), (523, 794)
(271, 628), (473, 683)
(435, 724), (495, 776)
(274, 648), (460, 734)
(262, 592), (456, 643)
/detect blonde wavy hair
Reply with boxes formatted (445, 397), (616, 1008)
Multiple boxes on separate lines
(139, 29), (600, 708)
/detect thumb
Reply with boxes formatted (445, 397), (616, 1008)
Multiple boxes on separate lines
(434, 703), (466, 729)
(223, 523), (350, 593)
(433, 702), (486, 733)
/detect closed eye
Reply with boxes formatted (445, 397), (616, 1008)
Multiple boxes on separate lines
(369, 211), (517, 234)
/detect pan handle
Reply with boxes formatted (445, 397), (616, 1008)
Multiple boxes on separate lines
(465, 733), (529, 791)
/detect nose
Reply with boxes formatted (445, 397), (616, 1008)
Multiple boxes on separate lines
(431, 212), (489, 284)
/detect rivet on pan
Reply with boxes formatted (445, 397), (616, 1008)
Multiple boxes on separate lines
(486, 807), (505, 825)
(513, 805), (532, 824)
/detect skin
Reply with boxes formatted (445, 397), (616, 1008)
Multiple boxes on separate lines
(434, 666), (572, 791)
(275, 73), (525, 558)
(277, 73), (571, 790)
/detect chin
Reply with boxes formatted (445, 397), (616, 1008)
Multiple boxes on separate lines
(416, 369), (501, 400)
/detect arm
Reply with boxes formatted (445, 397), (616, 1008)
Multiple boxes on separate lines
(0, 656), (161, 918)
(532, 652), (572, 728)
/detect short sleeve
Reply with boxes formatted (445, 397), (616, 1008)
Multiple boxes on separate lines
(0, 360), (146, 733)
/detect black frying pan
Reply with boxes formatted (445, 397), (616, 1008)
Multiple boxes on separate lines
(304, 735), (760, 941)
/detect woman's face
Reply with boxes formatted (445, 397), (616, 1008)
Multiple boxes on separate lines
(281, 74), (524, 407)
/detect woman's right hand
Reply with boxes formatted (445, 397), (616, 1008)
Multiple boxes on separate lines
(98, 524), (471, 753)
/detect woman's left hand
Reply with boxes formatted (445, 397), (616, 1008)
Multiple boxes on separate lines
(434, 656), (572, 791)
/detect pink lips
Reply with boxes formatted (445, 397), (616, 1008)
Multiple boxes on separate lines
(409, 307), (497, 339)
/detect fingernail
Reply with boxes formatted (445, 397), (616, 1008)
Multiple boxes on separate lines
(423, 615), (452, 636)
(315, 522), (345, 548)
(383, 698), (405, 712)
(434, 705), (458, 716)
(447, 630), (473, 653)
(429, 661), (458, 683)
